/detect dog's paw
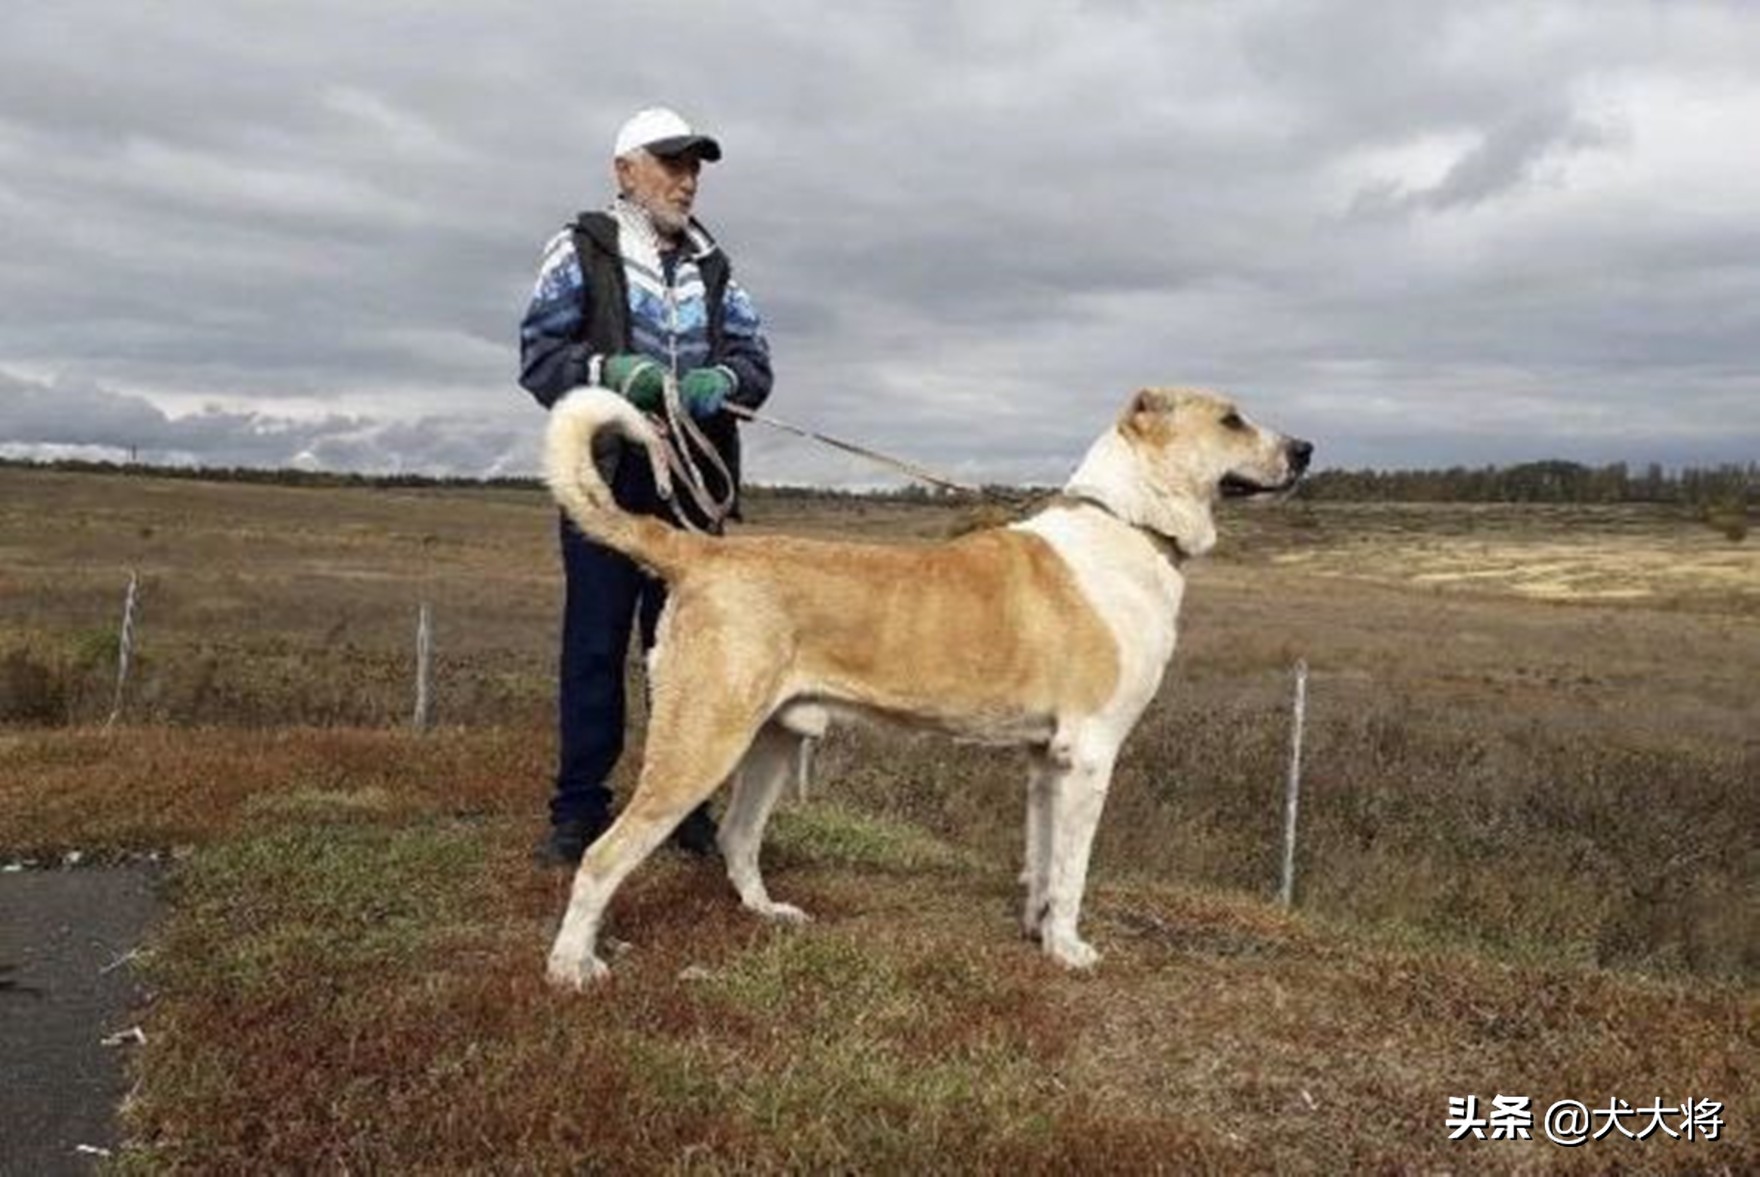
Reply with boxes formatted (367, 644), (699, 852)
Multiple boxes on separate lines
(1020, 899), (1049, 941)
(545, 951), (611, 991)
(748, 899), (812, 925)
(1043, 932), (1100, 970)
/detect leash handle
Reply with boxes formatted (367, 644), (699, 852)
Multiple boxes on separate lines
(646, 373), (735, 535)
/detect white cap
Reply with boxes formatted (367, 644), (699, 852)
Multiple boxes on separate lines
(613, 107), (722, 162)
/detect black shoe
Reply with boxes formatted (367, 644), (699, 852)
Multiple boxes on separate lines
(669, 805), (720, 859)
(532, 811), (613, 869)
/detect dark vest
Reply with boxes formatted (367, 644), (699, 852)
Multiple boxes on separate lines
(569, 211), (742, 524)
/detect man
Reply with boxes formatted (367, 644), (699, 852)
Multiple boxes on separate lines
(519, 106), (773, 866)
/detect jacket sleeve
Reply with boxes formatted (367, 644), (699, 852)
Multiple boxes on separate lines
(518, 232), (594, 408)
(716, 277), (773, 411)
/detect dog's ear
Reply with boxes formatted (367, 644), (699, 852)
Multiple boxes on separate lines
(1119, 388), (1177, 439)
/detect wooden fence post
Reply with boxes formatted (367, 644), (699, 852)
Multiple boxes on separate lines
(103, 571), (140, 731)
(413, 602), (433, 732)
(796, 736), (817, 803)
(1279, 659), (1308, 908)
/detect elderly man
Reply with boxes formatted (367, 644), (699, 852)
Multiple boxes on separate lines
(519, 107), (774, 866)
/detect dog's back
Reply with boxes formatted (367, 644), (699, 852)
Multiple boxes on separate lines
(663, 525), (1124, 742)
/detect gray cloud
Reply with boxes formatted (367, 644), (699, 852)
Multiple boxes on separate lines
(1350, 103), (1616, 217)
(0, 370), (531, 474)
(2, 0), (1758, 482)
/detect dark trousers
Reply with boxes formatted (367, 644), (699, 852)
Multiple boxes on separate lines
(550, 449), (671, 827)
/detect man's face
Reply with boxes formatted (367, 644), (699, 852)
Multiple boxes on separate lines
(615, 149), (702, 237)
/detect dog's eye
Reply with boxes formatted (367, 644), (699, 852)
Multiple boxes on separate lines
(1220, 412), (1246, 430)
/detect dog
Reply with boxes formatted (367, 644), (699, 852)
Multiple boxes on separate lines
(542, 386), (1311, 988)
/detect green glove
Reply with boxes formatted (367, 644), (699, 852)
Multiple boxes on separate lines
(599, 353), (665, 411)
(679, 367), (733, 420)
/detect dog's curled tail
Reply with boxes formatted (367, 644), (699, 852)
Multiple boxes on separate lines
(543, 387), (693, 578)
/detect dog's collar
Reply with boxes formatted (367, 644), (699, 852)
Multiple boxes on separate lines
(1053, 491), (1192, 563)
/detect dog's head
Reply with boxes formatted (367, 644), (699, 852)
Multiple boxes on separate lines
(1066, 387), (1312, 556)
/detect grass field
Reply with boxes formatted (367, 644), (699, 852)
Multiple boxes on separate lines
(2, 465), (1755, 1171)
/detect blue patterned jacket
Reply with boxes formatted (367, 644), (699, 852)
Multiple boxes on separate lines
(518, 205), (772, 413)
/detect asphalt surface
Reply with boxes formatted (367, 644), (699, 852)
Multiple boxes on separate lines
(0, 864), (161, 1176)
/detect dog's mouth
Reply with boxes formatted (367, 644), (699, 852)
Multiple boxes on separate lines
(1221, 472), (1296, 498)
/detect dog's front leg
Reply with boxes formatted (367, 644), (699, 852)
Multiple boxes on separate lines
(1020, 753), (1058, 940)
(1039, 745), (1117, 970)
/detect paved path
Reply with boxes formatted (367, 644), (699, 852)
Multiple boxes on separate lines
(1, 865), (160, 1176)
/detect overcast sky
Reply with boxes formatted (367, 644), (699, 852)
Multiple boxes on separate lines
(2, 1), (1757, 483)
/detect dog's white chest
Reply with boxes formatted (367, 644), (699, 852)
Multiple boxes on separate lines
(1013, 508), (1184, 698)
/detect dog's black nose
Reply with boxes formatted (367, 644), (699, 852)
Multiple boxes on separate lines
(1287, 438), (1314, 473)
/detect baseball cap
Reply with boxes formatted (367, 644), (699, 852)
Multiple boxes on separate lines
(613, 107), (722, 162)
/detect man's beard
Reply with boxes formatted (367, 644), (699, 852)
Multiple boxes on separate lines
(634, 193), (690, 237)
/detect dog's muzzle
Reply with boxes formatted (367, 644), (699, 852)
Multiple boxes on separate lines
(1221, 438), (1314, 498)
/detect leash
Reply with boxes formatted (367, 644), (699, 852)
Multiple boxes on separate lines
(616, 363), (1034, 523)
(724, 403), (1032, 505)
(656, 373), (736, 532)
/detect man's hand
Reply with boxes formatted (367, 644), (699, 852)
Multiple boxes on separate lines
(679, 367), (733, 420)
(599, 354), (665, 411)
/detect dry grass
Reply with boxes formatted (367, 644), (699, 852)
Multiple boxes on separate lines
(3, 465), (1757, 1170)
(0, 469), (559, 727)
(1246, 500), (1760, 611)
(4, 728), (1753, 1173)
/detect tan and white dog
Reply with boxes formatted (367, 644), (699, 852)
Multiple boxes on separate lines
(542, 387), (1311, 988)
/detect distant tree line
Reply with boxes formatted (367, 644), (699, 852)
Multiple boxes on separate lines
(0, 456), (546, 493)
(1298, 460), (1757, 506)
(2, 454), (1753, 506)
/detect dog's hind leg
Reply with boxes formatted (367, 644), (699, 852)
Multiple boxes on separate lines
(546, 652), (779, 990)
(719, 722), (810, 923)
(546, 803), (674, 990)
(1020, 750), (1057, 941)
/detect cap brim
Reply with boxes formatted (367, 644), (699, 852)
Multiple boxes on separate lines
(644, 134), (722, 162)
